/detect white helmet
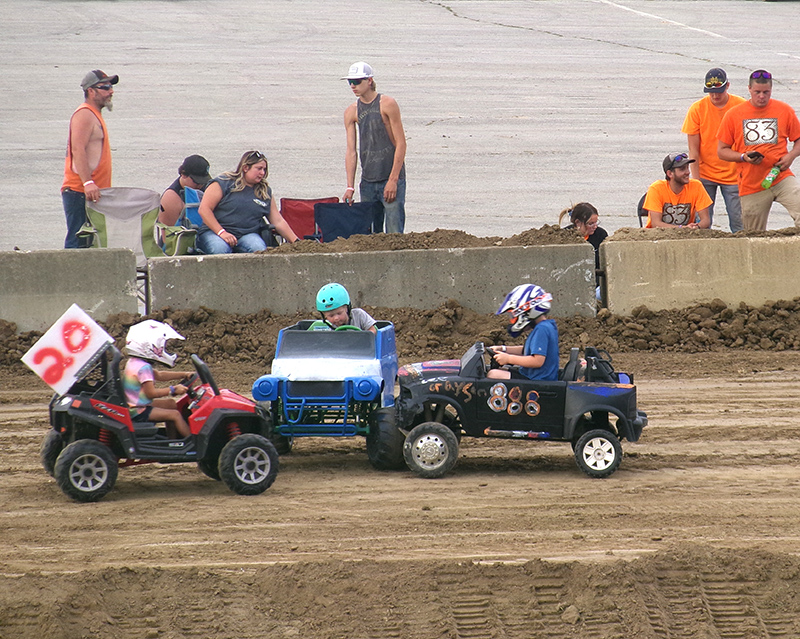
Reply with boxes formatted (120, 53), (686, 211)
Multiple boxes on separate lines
(496, 284), (553, 335)
(125, 320), (184, 367)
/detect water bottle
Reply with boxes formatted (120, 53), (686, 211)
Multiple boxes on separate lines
(762, 166), (780, 189)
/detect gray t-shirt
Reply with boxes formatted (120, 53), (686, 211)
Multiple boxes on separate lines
(357, 94), (406, 183)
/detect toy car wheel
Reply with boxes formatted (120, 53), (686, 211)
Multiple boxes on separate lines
(367, 407), (405, 470)
(574, 429), (622, 478)
(403, 422), (459, 479)
(219, 434), (279, 496)
(197, 457), (221, 481)
(271, 433), (294, 455)
(54, 439), (118, 502)
(40, 430), (64, 477)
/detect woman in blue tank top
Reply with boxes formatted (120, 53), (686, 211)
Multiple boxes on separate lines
(197, 150), (299, 253)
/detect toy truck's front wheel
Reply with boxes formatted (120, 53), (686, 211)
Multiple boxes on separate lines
(574, 429), (622, 478)
(403, 422), (459, 479)
(219, 434), (279, 495)
(41, 430), (64, 477)
(54, 439), (119, 502)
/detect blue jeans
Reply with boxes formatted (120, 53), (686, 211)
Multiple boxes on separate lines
(360, 177), (406, 233)
(196, 231), (267, 254)
(700, 179), (742, 233)
(62, 189), (90, 249)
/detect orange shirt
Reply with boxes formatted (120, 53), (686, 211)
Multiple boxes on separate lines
(717, 98), (800, 196)
(61, 102), (112, 192)
(643, 179), (712, 227)
(681, 93), (745, 184)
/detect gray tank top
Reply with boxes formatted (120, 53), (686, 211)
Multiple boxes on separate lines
(357, 94), (405, 183)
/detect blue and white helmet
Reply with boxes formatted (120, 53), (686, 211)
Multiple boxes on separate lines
(496, 285), (552, 335)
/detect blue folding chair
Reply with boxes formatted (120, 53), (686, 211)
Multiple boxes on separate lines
(313, 201), (382, 242)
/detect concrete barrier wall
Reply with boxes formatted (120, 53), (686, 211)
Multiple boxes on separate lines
(602, 236), (800, 315)
(147, 245), (597, 317)
(0, 249), (139, 332)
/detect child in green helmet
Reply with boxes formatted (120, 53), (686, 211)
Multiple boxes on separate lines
(313, 282), (377, 333)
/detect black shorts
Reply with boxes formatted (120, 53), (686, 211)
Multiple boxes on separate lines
(131, 406), (153, 422)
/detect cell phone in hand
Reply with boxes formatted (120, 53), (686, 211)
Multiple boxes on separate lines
(747, 151), (764, 160)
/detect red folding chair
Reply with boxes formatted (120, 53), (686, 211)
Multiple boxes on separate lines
(279, 197), (339, 241)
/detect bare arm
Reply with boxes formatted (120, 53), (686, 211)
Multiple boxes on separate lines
(777, 136), (800, 171)
(695, 207), (711, 229)
(344, 104), (358, 203)
(687, 133), (701, 180)
(718, 140), (760, 165)
(380, 96), (407, 203)
(266, 196), (299, 243)
(198, 182), (236, 247)
(159, 189), (184, 225)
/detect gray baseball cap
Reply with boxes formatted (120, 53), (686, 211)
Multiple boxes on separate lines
(80, 69), (119, 90)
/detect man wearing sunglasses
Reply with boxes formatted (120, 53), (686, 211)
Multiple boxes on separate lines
(717, 69), (800, 231)
(682, 68), (745, 232)
(642, 152), (712, 229)
(342, 61), (407, 233)
(60, 69), (118, 248)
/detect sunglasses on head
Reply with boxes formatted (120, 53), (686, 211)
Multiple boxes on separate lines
(93, 84), (113, 91)
(247, 151), (266, 162)
(348, 78), (367, 86)
(750, 70), (772, 80)
(667, 153), (689, 169)
(705, 78), (726, 89)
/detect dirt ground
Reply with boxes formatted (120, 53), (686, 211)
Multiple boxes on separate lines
(5, 227), (800, 638)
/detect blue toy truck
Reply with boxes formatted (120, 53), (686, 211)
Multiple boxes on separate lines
(251, 321), (405, 469)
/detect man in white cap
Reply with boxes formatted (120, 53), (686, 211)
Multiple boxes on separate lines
(642, 152), (712, 229)
(342, 61), (407, 233)
(60, 69), (118, 248)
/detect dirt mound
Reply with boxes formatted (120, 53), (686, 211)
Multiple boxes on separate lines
(610, 226), (800, 241)
(270, 225), (582, 254)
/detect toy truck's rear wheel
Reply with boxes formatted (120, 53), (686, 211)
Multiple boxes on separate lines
(219, 434), (279, 495)
(574, 429), (622, 478)
(40, 430), (64, 477)
(403, 422), (459, 479)
(367, 407), (405, 470)
(54, 439), (118, 502)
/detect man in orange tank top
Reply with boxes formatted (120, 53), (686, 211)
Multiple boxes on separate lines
(61, 69), (118, 248)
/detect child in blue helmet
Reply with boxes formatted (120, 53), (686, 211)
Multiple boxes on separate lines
(313, 283), (377, 333)
(488, 284), (559, 381)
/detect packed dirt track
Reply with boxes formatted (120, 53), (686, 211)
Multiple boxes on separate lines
(4, 345), (800, 638)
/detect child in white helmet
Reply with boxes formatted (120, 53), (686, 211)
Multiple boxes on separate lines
(313, 283), (378, 334)
(488, 284), (559, 381)
(123, 320), (193, 438)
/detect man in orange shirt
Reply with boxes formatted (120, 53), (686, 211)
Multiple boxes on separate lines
(61, 69), (118, 248)
(718, 69), (800, 231)
(682, 68), (745, 232)
(643, 153), (712, 229)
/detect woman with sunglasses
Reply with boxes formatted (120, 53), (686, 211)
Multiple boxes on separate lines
(559, 202), (607, 299)
(196, 150), (299, 253)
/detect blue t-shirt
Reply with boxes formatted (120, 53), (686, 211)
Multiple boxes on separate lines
(520, 318), (559, 381)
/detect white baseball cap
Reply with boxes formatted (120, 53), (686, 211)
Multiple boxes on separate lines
(342, 61), (374, 80)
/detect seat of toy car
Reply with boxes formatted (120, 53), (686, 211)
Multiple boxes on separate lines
(459, 342), (487, 378)
(584, 346), (619, 383)
(559, 347), (581, 381)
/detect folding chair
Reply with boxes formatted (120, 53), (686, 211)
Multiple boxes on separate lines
(279, 197), (339, 241)
(637, 193), (648, 227)
(78, 187), (164, 267)
(314, 201), (382, 243)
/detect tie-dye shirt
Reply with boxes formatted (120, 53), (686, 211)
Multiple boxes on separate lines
(123, 357), (155, 416)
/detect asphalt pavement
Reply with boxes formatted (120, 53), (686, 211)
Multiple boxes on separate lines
(1, 0), (799, 252)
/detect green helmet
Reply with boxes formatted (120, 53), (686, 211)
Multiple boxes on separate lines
(316, 283), (351, 312)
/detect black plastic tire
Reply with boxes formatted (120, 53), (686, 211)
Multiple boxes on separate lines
(54, 439), (118, 502)
(40, 430), (64, 477)
(271, 432), (294, 456)
(403, 422), (459, 479)
(574, 429), (622, 478)
(197, 456), (221, 481)
(366, 407), (405, 470)
(219, 434), (279, 495)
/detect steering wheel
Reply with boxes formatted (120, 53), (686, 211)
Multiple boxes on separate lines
(487, 346), (503, 370)
(334, 324), (361, 332)
(182, 373), (199, 398)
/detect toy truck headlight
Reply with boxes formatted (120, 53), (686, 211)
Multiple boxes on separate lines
(252, 376), (280, 402)
(351, 377), (380, 401)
